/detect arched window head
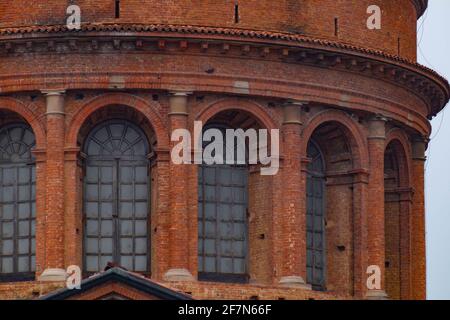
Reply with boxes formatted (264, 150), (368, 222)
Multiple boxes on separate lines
(84, 121), (149, 158)
(0, 125), (35, 163)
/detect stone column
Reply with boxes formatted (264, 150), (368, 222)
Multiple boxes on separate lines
(398, 187), (413, 299)
(411, 136), (427, 300)
(39, 90), (67, 282)
(32, 148), (47, 277)
(352, 170), (370, 298)
(277, 101), (310, 289)
(64, 147), (83, 268)
(163, 92), (194, 282)
(366, 116), (388, 299)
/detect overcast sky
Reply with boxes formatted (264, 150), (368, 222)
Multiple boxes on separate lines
(418, 0), (450, 300)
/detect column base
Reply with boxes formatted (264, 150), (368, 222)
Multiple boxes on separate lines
(366, 290), (389, 300)
(279, 276), (312, 290)
(38, 268), (67, 282)
(163, 269), (195, 282)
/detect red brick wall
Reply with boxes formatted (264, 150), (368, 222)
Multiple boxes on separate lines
(0, 0), (440, 301)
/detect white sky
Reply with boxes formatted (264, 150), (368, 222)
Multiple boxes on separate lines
(419, 0), (450, 300)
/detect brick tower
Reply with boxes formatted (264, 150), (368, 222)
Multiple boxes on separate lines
(0, 1), (448, 300)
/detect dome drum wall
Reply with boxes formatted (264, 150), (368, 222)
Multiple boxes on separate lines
(0, 0), (423, 60)
(0, 0), (448, 301)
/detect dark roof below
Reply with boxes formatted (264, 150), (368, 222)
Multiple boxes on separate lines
(40, 268), (193, 300)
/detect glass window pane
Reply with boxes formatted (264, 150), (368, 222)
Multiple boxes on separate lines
(135, 185), (147, 200)
(120, 185), (133, 201)
(101, 220), (113, 237)
(18, 186), (30, 201)
(135, 221), (147, 237)
(119, 202), (133, 218)
(2, 204), (14, 220)
(86, 239), (99, 254)
(135, 202), (147, 218)
(2, 222), (13, 238)
(120, 167), (133, 184)
(100, 185), (113, 201)
(86, 167), (99, 183)
(135, 167), (147, 183)
(18, 256), (29, 272)
(18, 221), (30, 236)
(205, 239), (215, 255)
(220, 258), (233, 273)
(100, 202), (113, 218)
(120, 238), (133, 254)
(134, 256), (147, 272)
(101, 167), (113, 183)
(120, 256), (133, 270)
(100, 256), (113, 270)
(3, 168), (15, 185)
(86, 202), (98, 218)
(204, 257), (216, 273)
(100, 238), (113, 254)
(18, 203), (30, 219)
(18, 167), (30, 184)
(86, 220), (99, 236)
(2, 257), (13, 273)
(233, 241), (245, 257)
(120, 220), (133, 236)
(2, 187), (14, 202)
(86, 256), (98, 272)
(18, 239), (29, 254)
(234, 258), (246, 274)
(135, 238), (147, 254)
(2, 240), (13, 255)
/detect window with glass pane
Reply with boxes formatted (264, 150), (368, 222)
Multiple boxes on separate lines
(83, 120), (150, 273)
(0, 124), (36, 281)
(198, 126), (249, 283)
(306, 141), (326, 290)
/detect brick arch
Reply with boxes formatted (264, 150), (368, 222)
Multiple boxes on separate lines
(0, 97), (46, 148)
(385, 128), (412, 187)
(66, 93), (169, 148)
(196, 98), (278, 130)
(302, 109), (369, 170)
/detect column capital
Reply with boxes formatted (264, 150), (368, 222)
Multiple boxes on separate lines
(412, 135), (429, 161)
(367, 114), (388, 140)
(32, 148), (47, 163)
(368, 114), (389, 123)
(42, 89), (66, 115)
(283, 100), (307, 125)
(283, 99), (309, 107)
(41, 89), (66, 96)
(168, 91), (193, 97)
(168, 91), (192, 116)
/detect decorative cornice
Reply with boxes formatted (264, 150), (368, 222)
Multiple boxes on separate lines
(411, 0), (428, 18)
(0, 23), (448, 118)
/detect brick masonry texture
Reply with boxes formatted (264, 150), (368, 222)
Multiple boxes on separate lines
(0, 0), (448, 300)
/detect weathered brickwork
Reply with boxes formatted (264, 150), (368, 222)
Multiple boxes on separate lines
(0, 0), (448, 300)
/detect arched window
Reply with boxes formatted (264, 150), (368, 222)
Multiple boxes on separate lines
(0, 124), (36, 280)
(198, 125), (249, 283)
(83, 120), (150, 273)
(384, 140), (408, 299)
(306, 141), (326, 290)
